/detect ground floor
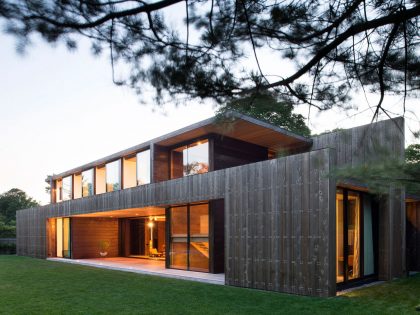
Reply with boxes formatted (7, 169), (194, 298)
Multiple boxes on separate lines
(47, 201), (224, 275)
(17, 149), (409, 297)
(46, 186), (405, 291)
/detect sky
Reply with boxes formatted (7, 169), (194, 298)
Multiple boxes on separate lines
(0, 9), (419, 205)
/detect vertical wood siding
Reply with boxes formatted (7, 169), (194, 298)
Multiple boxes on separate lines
(312, 117), (406, 280)
(17, 148), (334, 297)
(16, 118), (405, 296)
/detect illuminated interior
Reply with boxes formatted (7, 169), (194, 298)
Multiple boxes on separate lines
(123, 156), (137, 189)
(171, 140), (209, 179)
(336, 189), (375, 285)
(170, 203), (209, 272)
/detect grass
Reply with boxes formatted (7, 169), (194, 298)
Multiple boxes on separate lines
(0, 256), (419, 314)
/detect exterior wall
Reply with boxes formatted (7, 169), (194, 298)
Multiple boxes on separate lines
(407, 201), (420, 271)
(16, 117), (405, 296)
(71, 218), (119, 259)
(312, 117), (406, 280)
(17, 148), (335, 297)
(213, 135), (268, 170)
(224, 149), (335, 296)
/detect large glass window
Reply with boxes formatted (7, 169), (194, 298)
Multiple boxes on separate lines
(82, 169), (94, 197)
(106, 160), (121, 192)
(171, 140), (209, 179)
(62, 176), (72, 201)
(169, 204), (209, 272)
(336, 189), (375, 285)
(137, 150), (151, 185)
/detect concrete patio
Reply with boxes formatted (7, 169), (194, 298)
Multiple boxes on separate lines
(47, 257), (225, 285)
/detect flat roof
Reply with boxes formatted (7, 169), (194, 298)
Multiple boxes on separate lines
(49, 112), (312, 181)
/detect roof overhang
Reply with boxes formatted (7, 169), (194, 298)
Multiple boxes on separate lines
(49, 112), (312, 181)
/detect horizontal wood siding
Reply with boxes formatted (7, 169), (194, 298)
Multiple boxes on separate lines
(71, 218), (119, 259)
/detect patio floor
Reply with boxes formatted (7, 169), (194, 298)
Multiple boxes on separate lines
(47, 257), (225, 285)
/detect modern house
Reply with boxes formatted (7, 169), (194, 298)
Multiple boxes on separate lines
(16, 113), (419, 297)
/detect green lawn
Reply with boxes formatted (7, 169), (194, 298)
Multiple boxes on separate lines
(0, 256), (419, 314)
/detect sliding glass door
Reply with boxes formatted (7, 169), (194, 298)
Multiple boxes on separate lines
(336, 189), (376, 286)
(169, 204), (209, 272)
(56, 217), (71, 258)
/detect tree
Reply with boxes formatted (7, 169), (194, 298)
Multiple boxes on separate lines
(406, 144), (420, 164)
(0, 189), (39, 237)
(0, 1), (418, 118)
(332, 144), (420, 196)
(217, 92), (311, 137)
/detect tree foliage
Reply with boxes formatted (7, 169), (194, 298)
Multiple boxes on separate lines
(1, 1), (419, 116)
(406, 143), (420, 164)
(0, 189), (39, 237)
(333, 145), (420, 196)
(217, 92), (311, 137)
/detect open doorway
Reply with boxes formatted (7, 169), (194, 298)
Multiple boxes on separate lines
(128, 216), (166, 260)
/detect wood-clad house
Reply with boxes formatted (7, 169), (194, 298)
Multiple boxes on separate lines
(16, 112), (418, 297)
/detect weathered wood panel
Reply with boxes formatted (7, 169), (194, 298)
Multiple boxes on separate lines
(152, 144), (169, 183)
(17, 148), (335, 297)
(71, 218), (119, 259)
(312, 117), (406, 281)
(407, 201), (420, 271)
(224, 149), (334, 297)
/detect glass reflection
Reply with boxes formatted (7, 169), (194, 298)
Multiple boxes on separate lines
(171, 140), (209, 179)
(137, 150), (151, 185)
(106, 160), (121, 192)
(82, 169), (94, 197)
(62, 176), (72, 201)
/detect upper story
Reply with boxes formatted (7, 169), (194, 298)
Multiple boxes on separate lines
(48, 112), (312, 204)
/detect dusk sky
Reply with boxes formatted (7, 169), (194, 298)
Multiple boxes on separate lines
(1, 28), (418, 205)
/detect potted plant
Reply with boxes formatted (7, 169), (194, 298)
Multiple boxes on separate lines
(99, 240), (110, 257)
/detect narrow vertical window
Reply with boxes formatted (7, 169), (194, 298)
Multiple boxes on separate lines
(55, 179), (62, 203)
(73, 173), (82, 199)
(62, 176), (72, 201)
(137, 150), (151, 185)
(123, 156), (137, 188)
(106, 160), (121, 192)
(82, 169), (94, 197)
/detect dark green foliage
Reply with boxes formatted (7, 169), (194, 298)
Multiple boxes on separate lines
(0, 256), (419, 314)
(0, 1), (418, 115)
(0, 242), (16, 255)
(0, 189), (39, 237)
(406, 144), (420, 164)
(217, 92), (311, 137)
(332, 144), (420, 196)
